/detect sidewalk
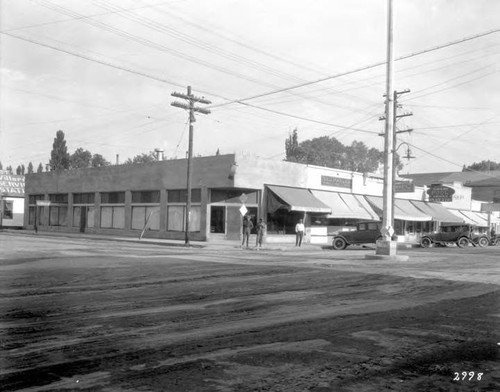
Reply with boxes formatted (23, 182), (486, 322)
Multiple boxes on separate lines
(0, 229), (325, 251)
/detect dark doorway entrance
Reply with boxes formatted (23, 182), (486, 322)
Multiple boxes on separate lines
(210, 206), (225, 234)
(79, 206), (87, 233)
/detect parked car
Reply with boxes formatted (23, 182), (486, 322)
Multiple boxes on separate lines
(332, 221), (382, 250)
(420, 224), (490, 248)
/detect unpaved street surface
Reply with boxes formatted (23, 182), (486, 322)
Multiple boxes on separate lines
(1, 233), (499, 391)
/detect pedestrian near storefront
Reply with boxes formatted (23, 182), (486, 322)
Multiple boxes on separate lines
(295, 218), (305, 247)
(256, 218), (266, 248)
(242, 215), (253, 248)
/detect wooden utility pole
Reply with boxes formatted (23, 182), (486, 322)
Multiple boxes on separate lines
(391, 89), (413, 224)
(171, 86), (211, 245)
(377, 0), (396, 255)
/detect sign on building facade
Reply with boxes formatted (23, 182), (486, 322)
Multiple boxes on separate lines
(321, 175), (352, 189)
(0, 172), (25, 196)
(427, 184), (455, 202)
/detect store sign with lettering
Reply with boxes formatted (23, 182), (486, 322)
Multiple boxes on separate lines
(395, 181), (414, 193)
(0, 172), (25, 196)
(427, 184), (455, 202)
(321, 175), (352, 189)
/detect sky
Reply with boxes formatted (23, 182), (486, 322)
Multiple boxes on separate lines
(0, 0), (499, 174)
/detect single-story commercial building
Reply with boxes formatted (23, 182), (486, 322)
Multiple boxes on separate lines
(1, 171), (25, 228)
(23, 153), (498, 243)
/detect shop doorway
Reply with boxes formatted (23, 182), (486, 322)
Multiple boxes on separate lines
(210, 206), (225, 234)
(79, 206), (88, 233)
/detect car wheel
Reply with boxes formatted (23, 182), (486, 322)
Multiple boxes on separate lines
(332, 237), (347, 250)
(457, 237), (469, 248)
(420, 237), (432, 248)
(477, 236), (489, 247)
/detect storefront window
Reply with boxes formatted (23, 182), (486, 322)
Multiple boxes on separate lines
(73, 193), (95, 204)
(2, 201), (13, 219)
(49, 206), (68, 226)
(132, 206), (160, 230)
(100, 206), (124, 229)
(168, 189), (201, 203)
(101, 192), (125, 204)
(132, 191), (160, 204)
(167, 205), (200, 232)
(266, 209), (303, 234)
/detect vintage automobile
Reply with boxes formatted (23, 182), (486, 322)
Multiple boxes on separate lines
(419, 223), (490, 248)
(332, 221), (382, 250)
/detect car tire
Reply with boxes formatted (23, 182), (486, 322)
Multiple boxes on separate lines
(477, 236), (489, 247)
(457, 237), (469, 248)
(420, 237), (432, 248)
(332, 237), (347, 250)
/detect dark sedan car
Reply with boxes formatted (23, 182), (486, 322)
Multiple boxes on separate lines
(420, 223), (490, 248)
(332, 221), (382, 250)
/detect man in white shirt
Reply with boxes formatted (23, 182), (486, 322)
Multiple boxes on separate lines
(295, 218), (305, 247)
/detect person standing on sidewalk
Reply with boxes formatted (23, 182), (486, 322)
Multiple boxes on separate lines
(256, 218), (266, 248)
(241, 215), (253, 248)
(295, 218), (305, 247)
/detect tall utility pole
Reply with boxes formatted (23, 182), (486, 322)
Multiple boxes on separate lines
(171, 86), (211, 245)
(376, 0), (396, 256)
(391, 89), (413, 224)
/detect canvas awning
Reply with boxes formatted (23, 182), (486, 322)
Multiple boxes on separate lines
(266, 185), (331, 213)
(365, 196), (432, 221)
(410, 200), (464, 223)
(311, 190), (379, 220)
(450, 210), (489, 227)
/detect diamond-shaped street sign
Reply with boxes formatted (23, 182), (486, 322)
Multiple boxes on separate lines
(380, 226), (394, 238)
(239, 193), (248, 204)
(239, 205), (248, 216)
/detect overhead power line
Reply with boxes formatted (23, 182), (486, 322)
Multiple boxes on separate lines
(210, 27), (500, 108)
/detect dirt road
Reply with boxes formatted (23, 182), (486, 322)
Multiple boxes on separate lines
(1, 233), (499, 391)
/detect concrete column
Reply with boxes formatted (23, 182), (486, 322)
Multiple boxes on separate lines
(200, 186), (209, 241)
(94, 192), (101, 229)
(67, 192), (73, 228)
(159, 189), (168, 234)
(124, 190), (132, 230)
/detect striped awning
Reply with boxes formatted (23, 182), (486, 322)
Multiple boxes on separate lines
(411, 200), (463, 223)
(365, 196), (432, 221)
(266, 185), (331, 213)
(448, 209), (489, 226)
(311, 191), (379, 220)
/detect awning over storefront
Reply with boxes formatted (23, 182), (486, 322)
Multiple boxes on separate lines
(365, 196), (432, 221)
(410, 200), (463, 223)
(448, 209), (489, 226)
(311, 190), (379, 220)
(266, 185), (331, 213)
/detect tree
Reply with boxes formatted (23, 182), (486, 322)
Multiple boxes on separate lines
(124, 151), (158, 165)
(285, 128), (301, 162)
(463, 160), (500, 172)
(0, 161), (3, 170)
(69, 148), (92, 169)
(284, 129), (394, 173)
(16, 165), (22, 175)
(49, 130), (70, 171)
(37, 163), (44, 173)
(91, 154), (111, 167)
(6, 165), (13, 174)
(27, 162), (34, 174)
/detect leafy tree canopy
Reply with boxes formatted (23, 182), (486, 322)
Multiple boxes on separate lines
(37, 163), (44, 173)
(70, 148), (92, 169)
(91, 154), (111, 167)
(27, 162), (34, 174)
(463, 160), (500, 172)
(124, 151), (158, 165)
(285, 128), (400, 173)
(49, 130), (70, 171)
